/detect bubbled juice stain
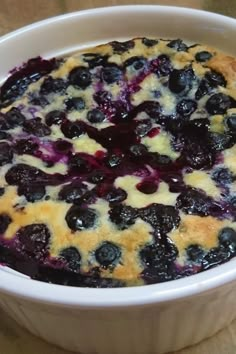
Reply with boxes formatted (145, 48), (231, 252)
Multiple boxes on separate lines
(0, 38), (236, 287)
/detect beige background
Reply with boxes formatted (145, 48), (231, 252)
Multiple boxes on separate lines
(0, 0), (236, 353)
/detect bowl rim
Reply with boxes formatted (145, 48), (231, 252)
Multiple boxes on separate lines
(0, 5), (236, 309)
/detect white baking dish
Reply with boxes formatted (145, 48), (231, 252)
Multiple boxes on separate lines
(0, 6), (236, 354)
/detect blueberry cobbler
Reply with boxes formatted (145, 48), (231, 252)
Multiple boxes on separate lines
(0, 38), (236, 287)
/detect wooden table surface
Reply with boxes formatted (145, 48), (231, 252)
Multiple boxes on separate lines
(0, 1), (236, 353)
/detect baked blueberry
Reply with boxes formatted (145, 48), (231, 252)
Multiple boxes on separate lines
(65, 205), (97, 231)
(40, 76), (67, 94)
(68, 66), (92, 89)
(186, 244), (205, 262)
(208, 132), (234, 151)
(60, 247), (81, 271)
(87, 108), (105, 123)
(0, 188), (5, 196)
(142, 38), (158, 47)
(202, 247), (231, 270)
(176, 99), (197, 117)
(101, 65), (123, 84)
(206, 93), (232, 115)
(18, 184), (46, 202)
(105, 153), (123, 168)
(68, 154), (91, 173)
(82, 53), (108, 68)
(212, 168), (233, 185)
(169, 68), (194, 94)
(64, 97), (85, 111)
(226, 113), (236, 133)
(5, 107), (26, 127)
(110, 40), (134, 54)
(195, 51), (213, 62)
(167, 39), (188, 51)
(17, 223), (50, 259)
(14, 138), (38, 155)
(218, 227), (236, 254)
(176, 188), (212, 216)
(0, 213), (12, 234)
(45, 110), (65, 126)
(205, 70), (226, 88)
(104, 187), (127, 205)
(23, 117), (51, 137)
(129, 144), (148, 157)
(124, 56), (147, 70)
(140, 204), (180, 234)
(61, 120), (84, 139)
(5, 164), (49, 186)
(0, 142), (13, 166)
(95, 242), (121, 268)
(109, 204), (138, 230)
(58, 182), (88, 203)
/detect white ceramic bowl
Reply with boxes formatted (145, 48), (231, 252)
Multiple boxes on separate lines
(0, 6), (236, 354)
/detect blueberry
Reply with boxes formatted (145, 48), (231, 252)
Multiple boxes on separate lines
(58, 182), (88, 203)
(93, 90), (112, 105)
(183, 142), (214, 169)
(82, 53), (108, 68)
(218, 227), (236, 254)
(45, 110), (65, 126)
(149, 153), (172, 167)
(87, 108), (105, 123)
(88, 170), (105, 184)
(104, 187), (127, 205)
(61, 120), (84, 139)
(110, 40), (134, 54)
(155, 54), (172, 76)
(135, 120), (152, 137)
(202, 246), (231, 270)
(205, 70), (226, 88)
(226, 113), (236, 133)
(129, 144), (148, 157)
(124, 56), (147, 70)
(68, 154), (90, 173)
(53, 140), (72, 154)
(195, 80), (211, 100)
(208, 132), (234, 151)
(60, 247), (81, 271)
(65, 205), (97, 231)
(137, 181), (157, 194)
(186, 244), (205, 262)
(0, 57), (57, 104)
(212, 168), (233, 185)
(17, 223), (50, 259)
(0, 142), (13, 166)
(176, 99), (197, 117)
(142, 38), (158, 47)
(40, 76), (67, 94)
(29, 94), (49, 107)
(5, 107), (26, 127)
(109, 204), (138, 230)
(95, 241), (121, 268)
(18, 184), (46, 202)
(5, 164), (48, 186)
(101, 65), (123, 84)
(0, 113), (11, 131)
(206, 93), (232, 115)
(195, 51), (213, 62)
(167, 39), (188, 51)
(169, 68), (194, 94)
(14, 138), (38, 155)
(140, 204), (180, 234)
(140, 240), (178, 268)
(105, 153), (122, 168)
(23, 117), (51, 137)
(130, 100), (161, 120)
(0, 213), (12, 233)
(64, 97), (85, 111)
(176, 188), (211, 216)
(0, 188), (5, 196)
(68, 66), (92, 89)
